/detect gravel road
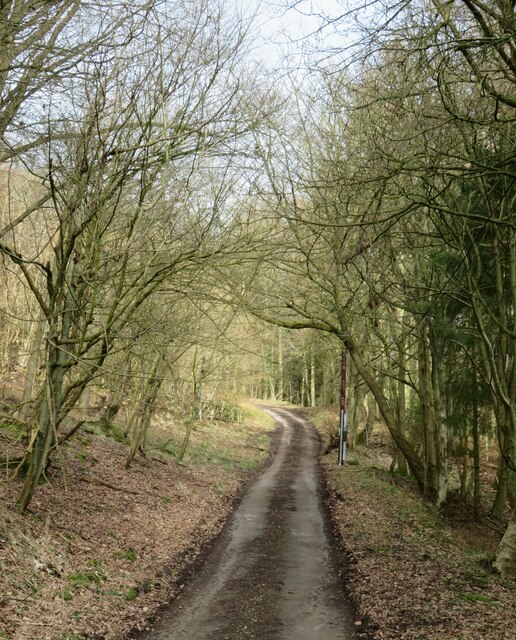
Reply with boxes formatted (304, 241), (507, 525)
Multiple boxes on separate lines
(139, 408), (356, 640)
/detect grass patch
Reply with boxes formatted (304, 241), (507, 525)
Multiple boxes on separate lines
(69, 559), (107, 588)
(69, 572), (98, 588)
(455, 592), (498, 605)
(166, 407), (273, 471)
(304, 406), (339, 452)
(69, 573), (90, 588)
(144, 401), (274, 473)
(115, 549), (136, 562)
(372, 545), (391, 555)
(124, 586), (139, 601)
(239, 400), (276, 429)
(213, 481), (225, 493)
(0, 421), (26, 439)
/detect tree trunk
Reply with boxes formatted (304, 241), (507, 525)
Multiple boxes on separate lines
(277, 328), (284, 401)
(459, 423), (469, 502)
(7, 335), (19, 372)
(310, 346), (316, 407)
(193, 355), (206, 421)
(15, 386), (54, 512)
(418, 328), (438, 498)
(396, 344), (408, 474)
(15, 291), (74, 512)
(350, 377), (366, 451)
(102, 359), (132, 428)
(178, 420), (194, 463)
(345, 335), (427, 495)
(472, 377), (481, 519)
(431, 336), (449, 509)
(125, 368), (162, 468)
(357, 392), (376, 445)
(80, 385), (91, 416)
(491, 457), (508, 519)
(301, 355), (307, 407)
(263, 346), (276, 401)
(346, 362), (356, 450)
(494, 507), (516, 579)
(19, 314), (45, 419)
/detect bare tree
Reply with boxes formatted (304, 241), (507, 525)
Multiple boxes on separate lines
(1, 0), (275, 511)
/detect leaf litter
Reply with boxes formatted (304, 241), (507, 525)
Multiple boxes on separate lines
(0, 410), (275, 640)
(309, 409), (516, 640)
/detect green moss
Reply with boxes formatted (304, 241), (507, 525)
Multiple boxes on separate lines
(125, 586), (139, 601)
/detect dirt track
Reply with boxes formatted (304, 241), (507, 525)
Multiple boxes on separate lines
(138, 408), (356, 640)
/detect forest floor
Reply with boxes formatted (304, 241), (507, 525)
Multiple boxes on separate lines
(0, 401), (276, 640)
(308, 407), (516, 640)
(1, 402), (515, 640)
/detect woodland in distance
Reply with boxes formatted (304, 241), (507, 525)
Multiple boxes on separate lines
(0, 0), (515, 604)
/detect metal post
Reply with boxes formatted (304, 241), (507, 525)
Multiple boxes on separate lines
(338, 349), (347, 465)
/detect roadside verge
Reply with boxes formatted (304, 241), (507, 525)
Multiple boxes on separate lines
(0, 402), (276, 640)
(308, 408), (515, 640)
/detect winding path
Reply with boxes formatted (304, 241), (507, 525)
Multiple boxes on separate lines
(139, 408), (356, 640)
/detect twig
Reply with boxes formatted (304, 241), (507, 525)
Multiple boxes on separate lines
(58, 420), (85, 445)
(78, 475), (140, 495)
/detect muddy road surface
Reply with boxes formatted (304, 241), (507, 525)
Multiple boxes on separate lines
(138, 408), (356, 640)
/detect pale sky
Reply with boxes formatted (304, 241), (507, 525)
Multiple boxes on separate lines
(233, 0), (349, 71)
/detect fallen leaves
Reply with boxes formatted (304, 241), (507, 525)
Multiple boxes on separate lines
(0, 414), (273, 640)
(321, 453), (516, 640)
